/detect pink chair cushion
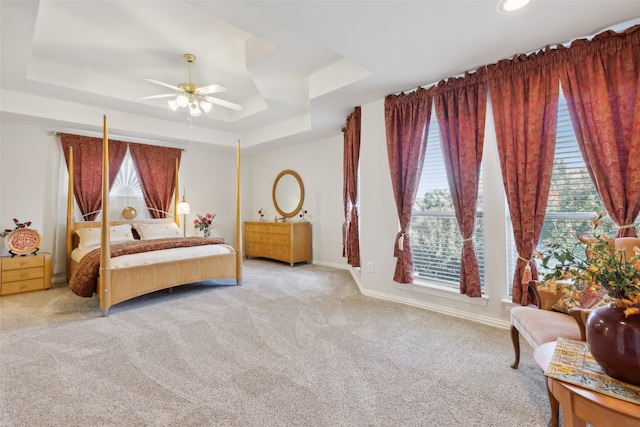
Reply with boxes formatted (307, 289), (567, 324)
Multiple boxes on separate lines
(511, 306), (581, 349)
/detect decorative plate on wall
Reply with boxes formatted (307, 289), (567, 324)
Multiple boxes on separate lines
(5, 228), (41, 256)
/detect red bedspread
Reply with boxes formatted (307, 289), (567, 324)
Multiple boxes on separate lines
(69, 237), (226, 297)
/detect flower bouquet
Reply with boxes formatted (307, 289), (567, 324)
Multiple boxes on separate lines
(194, 213), (216, 237)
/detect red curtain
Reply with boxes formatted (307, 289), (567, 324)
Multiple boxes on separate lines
(558, 25), (640, 238)
(129, 143), (182, 219)
(342, 106), (362, 267)
(433, 69), (488, 297)
(488, 48), (560, 305)
(384, 88), (433, 283)
(60, 133), (128, 221)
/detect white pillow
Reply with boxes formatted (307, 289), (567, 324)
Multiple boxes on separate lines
(76, 224), (135, 248)
(134, 222), (182, 240)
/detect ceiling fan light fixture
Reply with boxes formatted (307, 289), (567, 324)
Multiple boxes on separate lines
(176, 94), (189, 108)
(142, 53), (242, 119)
(199, 100), (212, 113)
(189, 103), (201, 117)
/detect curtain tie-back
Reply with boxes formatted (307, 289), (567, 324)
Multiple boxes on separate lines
(619, 224), (635, 229)
(462, 237), (473, 243)
(518, 255), (533, 284)
(394, 232), (406, 257)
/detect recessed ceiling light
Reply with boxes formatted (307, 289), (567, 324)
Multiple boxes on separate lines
(498, 0), (531, 13)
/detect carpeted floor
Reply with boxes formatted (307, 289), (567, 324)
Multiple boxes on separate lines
(0, 259), (550, 426)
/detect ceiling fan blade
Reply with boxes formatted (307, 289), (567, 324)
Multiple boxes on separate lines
(198, 84), (227, 95)
(137, 93), (176, 100)
(205, 96), (243, 111)
(141, 77), (181, 92)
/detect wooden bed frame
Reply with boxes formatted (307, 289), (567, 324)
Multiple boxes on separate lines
(65, 116), (242, 316)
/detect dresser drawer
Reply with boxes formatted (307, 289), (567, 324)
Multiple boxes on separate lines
(265, 234), (289, 245)
(245, 223), (266, 232)
(2, 266), (44, 282)
(245, 231), (265, 244)
(245, 242), (264, 256)
(2, 278), (46, 295)
(2, 255), (44, 270)
(264, 225), (290, 235)
(264, 245), (290, 259)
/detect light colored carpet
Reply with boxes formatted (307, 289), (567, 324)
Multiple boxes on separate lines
(0, 259), (550, 426)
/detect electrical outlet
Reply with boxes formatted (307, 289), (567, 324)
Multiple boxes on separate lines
(367, 261), (374, 273)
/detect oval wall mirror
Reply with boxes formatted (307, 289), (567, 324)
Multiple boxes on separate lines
(272, 170), (304, 218)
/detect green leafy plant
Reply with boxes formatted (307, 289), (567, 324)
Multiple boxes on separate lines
(537, 212), (640, 317)
(0, 218), (32, 238)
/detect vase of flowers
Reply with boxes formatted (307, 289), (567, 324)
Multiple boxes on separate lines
(194, 213), (215, 238)
(537, 212), (640, 385)
(258, 209), (265, 222)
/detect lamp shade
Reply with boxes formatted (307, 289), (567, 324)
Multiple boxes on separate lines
(176, 94), (189, 108)
(177, 201), (190, 215)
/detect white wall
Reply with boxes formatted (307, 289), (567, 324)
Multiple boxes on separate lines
(247, 135), (346, 268)
(0, 119), (249, 280)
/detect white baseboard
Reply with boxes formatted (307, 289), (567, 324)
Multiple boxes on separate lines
(357, 286), (511, 330)
(310, 260), (350, 270)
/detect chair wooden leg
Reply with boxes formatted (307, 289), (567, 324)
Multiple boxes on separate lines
(546, 379), (560, 427)
(510, 325), (521, 369)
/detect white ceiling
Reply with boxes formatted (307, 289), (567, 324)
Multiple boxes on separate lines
(2, 1), (639, 153)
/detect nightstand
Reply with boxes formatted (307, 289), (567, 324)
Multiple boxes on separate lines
(0, 252), (51, 296)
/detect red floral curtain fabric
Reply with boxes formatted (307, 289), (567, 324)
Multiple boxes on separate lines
(384, 88), (433, 283)
(488, 49), (560, 305)
(558, 25), (640, 238)
(433, 69), (488, 297)
(60, 133), (128, 221)
(342, 106), (362, 267)
(129, 143), (182, 219)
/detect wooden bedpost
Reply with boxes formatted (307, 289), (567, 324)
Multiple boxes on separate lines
(236, 139), (242, 285)
(100, 115), (112, 316)
(66, 146), (75, 281)
(174, 158), (180, 228)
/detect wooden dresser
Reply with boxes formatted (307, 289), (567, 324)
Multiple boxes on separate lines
(244, 221), (311, 266)
(0, 252), (51, 296)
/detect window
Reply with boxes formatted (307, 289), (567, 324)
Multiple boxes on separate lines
(410, 111), (485, 289)
(506, 92), (613, 293)
(108, 149), (151, 220)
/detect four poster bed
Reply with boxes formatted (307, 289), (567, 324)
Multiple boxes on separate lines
(65, 116), (242, 316)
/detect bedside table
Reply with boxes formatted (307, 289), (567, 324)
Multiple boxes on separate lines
(0, 252), (51, 296)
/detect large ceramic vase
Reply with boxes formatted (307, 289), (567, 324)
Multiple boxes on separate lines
(586, 304), (640, 385)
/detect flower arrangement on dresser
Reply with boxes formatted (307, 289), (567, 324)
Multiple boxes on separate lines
(194, 213), (216, 237)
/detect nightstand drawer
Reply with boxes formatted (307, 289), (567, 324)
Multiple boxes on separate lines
(2, 266), (43, 282)
(2, 278), (46, 295)
(2, 255), (44, 270)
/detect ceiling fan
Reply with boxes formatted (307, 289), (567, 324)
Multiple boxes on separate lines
(138, 53), (243, 116)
